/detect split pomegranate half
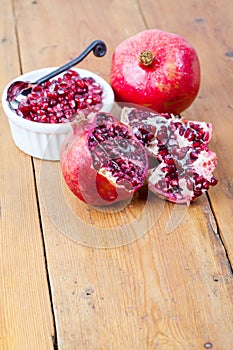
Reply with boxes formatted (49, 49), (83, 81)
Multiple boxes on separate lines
(60, 112), (149, 206)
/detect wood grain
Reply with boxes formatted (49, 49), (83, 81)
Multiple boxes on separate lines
(0, 0), (232, 349)
(139, 0), (233, 265)
(0, 1), (54, 348)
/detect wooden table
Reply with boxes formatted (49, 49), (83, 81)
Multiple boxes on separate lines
(1, 1), (233, 349)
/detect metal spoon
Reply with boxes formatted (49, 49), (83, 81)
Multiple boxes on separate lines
(7, 40), (107, 110)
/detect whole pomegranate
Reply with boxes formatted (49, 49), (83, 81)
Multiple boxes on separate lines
(121, 107), (218, 205)
(110, 29), (201, 114)
(60, 112), (148, 206)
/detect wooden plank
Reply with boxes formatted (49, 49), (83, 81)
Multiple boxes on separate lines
(139, 0), (233, 262)
(36, 162), (233, 349)
(13, 0), (233, 349)
(0, 0), (54, 348)
(13, 0), (145, 81)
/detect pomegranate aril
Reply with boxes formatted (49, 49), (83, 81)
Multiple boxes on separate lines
(92, 94), (102, 104)
(32, 106), (39, 113)
(186, 178), (194, 190)
(194, 190), (202, 197)
(194, 175), (204, 184)
(157, 131), (167, 140)
(184, 128), (191, 138)
(187, 131), (195, 141)
(190, 151), (199, 160)
(186, 168), (194, 176)
(18, 103), (30, 114)
(57, 89), (66, 95)
(75, 79), (85, 88)
(197, 129), (205, 139)
(47, 91), (58, 99)
(33, 85), (43, 92)
(202, 181), (210, 190)
(37, 109), (46, 116)
(179, 126), (185, 136)
(189, 122), (199, 130)
(49, 115), (57, 123)
(171, 179), (179, 187)
(40, 115), (48, 123)
(94, 133), (106, 142)
(159, 147), (168, 157)
(200, 144), (209, 151)
(68, 99), (76, 108)
(195, 182), (203, 190)
(193, 141), (201, 148)
(85, 97), (93, 105)
(203, 132), (210, 142)
(16, 69), (103, 123)
(85, 77), (95, 86)
(210, 177), (218, 186)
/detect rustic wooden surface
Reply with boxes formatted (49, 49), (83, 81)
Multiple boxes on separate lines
(0, 0), (233, 349)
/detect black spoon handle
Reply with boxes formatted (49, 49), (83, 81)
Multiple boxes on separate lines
(35, 40), (107, 84)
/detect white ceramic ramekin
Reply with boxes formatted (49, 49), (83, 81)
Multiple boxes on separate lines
(2, 67), (114, 161)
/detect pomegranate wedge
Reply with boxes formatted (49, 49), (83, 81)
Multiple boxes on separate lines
(121, 107), (218, 205)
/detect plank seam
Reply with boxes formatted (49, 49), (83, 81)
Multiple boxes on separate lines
(31, 158), (59, 350)
(207, 193), (233, 276)
(136, 0), (149, 28)
(11, 0), (23, 74)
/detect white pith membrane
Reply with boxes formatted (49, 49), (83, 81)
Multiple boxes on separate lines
(192, 150), (217, 182)
(120, 107), (217, 205)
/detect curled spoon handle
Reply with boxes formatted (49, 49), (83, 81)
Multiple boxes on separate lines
(36, 40), (107, 84)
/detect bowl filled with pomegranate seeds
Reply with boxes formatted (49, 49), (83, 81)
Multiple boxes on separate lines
(2, 68), (114, 160)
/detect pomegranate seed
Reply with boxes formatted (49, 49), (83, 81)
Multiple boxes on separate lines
(40, 115), (48, 123)
(202, 181), (210, 190)
(85, 97), (93, 105)
(159, 148), (168, 157)
(68, 100), (76, 108)
(78, 101), (87, 110)
(203, 132), (210, 142)
(92, 94), (102, 105)
(19, 103), (30, 114)
(194, 190), (202, 197)
(16, 69), (103, 123)
(195, 183), (203, 191)
(197, 129), (205, 139)
(171, 179), (178, 187)
(157, 131), (167, 140)
(195, 175), (204, 184)
(186, 178), (194, 190)
(186, 168), (194, 176)
(190, 151), (199, 160)
(184, 128), (191, 138)
(179, 126), (185, 136)
(187, 131), (195, 141)
(210, 177), (218, 186)
(193, 141), (201, 148)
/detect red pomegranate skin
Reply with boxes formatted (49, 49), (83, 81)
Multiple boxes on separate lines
(61, 132), (117, 205)
(110, 29), (201, 114)
(60, 114), (148, 206)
